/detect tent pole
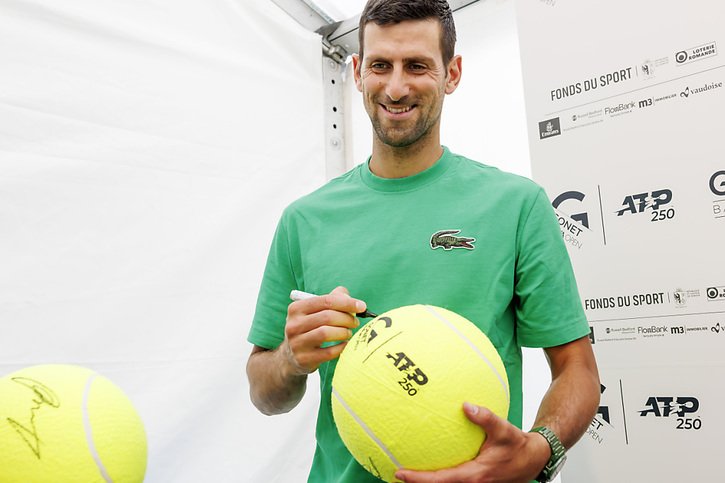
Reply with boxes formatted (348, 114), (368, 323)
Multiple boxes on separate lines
(321, 56), (348, 179)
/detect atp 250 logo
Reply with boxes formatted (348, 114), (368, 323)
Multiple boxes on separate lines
(639, 396), (702, 430)
(616, 188), (675, 222)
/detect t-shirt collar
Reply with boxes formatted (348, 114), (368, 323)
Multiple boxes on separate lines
(360, 146), (453, 192)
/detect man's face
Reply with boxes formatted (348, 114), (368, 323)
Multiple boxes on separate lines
(353, 19), (461, 148)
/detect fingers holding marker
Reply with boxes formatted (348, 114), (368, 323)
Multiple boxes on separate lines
(284, 289), (366, 372)
(328, 286), (378, 318)
(285, 304), (358, 341)
(289, 289), (367, 331)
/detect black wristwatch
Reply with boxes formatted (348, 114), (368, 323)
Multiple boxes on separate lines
(530, 426), (567, 482)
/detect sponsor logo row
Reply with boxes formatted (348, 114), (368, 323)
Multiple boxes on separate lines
(539, 78), (722, 139)
(551, 170), (725, 250)
(546, 41), (717, 106)
(540, 41), (719, 139)
(585, 286), (725, 312)
(588, 382), (704, 447)
(588, 318), (725, 345)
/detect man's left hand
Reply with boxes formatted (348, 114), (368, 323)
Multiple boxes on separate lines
(394, 402), (550, 483)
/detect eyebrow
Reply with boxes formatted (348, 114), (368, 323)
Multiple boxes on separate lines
(366, 56), (437, 65)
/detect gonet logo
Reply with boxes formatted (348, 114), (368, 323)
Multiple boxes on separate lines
(709, 171), (725, 219)
(709, 170), (725, 196)
(596, 384), (610, 425)
(552, 190), (591, 251)
(552, 191), (589, 228)
(586, 383), (613, 445)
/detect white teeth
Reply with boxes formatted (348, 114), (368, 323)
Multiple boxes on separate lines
(386, 105), (411, 114)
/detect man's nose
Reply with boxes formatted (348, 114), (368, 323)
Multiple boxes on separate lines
(385, 67), (410, 102)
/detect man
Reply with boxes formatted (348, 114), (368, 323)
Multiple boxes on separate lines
(246, 1), (599, 482)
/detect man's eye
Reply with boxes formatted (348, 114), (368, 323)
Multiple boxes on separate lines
(409, 64), (427, 71)
(370, 63), (388, 70)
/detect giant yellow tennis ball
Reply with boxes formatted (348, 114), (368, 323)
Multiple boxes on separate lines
(0, 364), (147, 483)
(332, 305), (510, 482)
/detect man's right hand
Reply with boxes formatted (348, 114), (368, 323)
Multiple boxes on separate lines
(282, 286), (366, 374)
(247, 286), (366, 415)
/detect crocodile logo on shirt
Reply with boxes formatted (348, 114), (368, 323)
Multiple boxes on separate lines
(430, 229), (476, 250)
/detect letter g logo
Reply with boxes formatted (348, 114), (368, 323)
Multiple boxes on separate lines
(709, 170), (725, 196)
(552, 191), (590, 228)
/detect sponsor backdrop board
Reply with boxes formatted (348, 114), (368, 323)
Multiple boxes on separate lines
(515, 0), (725, 481)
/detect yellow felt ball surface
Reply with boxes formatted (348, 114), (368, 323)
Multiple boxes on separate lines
(331, 305), (510, 483)
(0, 364), (147, 483)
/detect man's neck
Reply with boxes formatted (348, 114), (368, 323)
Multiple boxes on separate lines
(368, 136), (444, 179)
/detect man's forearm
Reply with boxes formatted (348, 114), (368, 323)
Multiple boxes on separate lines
(534, 337), (600, 448)
(247, 343), (308, 415)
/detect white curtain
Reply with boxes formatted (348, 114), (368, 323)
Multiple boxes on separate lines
(1, 1), (324, 480)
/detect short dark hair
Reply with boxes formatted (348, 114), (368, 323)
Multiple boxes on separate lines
(358, 0), (457, 66)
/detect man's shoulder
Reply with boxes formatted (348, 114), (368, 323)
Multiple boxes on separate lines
(449, 151), (542, 194)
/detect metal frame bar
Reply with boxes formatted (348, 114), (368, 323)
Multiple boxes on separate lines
(321, 57), (348, 178)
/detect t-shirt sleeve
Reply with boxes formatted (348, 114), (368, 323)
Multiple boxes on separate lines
(247, 211), (300, 350)
(514, 188), (590, 348)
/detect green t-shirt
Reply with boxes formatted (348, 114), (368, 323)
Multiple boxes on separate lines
(248, 147), (588, 482)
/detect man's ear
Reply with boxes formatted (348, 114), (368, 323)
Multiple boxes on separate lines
(445, 55), (462, 94)
(352, 54), (363, 92)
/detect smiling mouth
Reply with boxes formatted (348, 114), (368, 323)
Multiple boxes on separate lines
(382, 104), (414, 114)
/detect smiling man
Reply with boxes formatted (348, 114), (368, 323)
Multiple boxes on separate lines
(356, 17), (458, 178)
(246, 1), (600, 482)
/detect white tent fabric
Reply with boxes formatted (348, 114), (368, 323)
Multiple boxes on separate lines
(2, 0), (550, 481)
(1, 0), (324, 480)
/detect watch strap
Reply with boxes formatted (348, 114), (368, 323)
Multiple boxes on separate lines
(530, 426), (566, 482)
